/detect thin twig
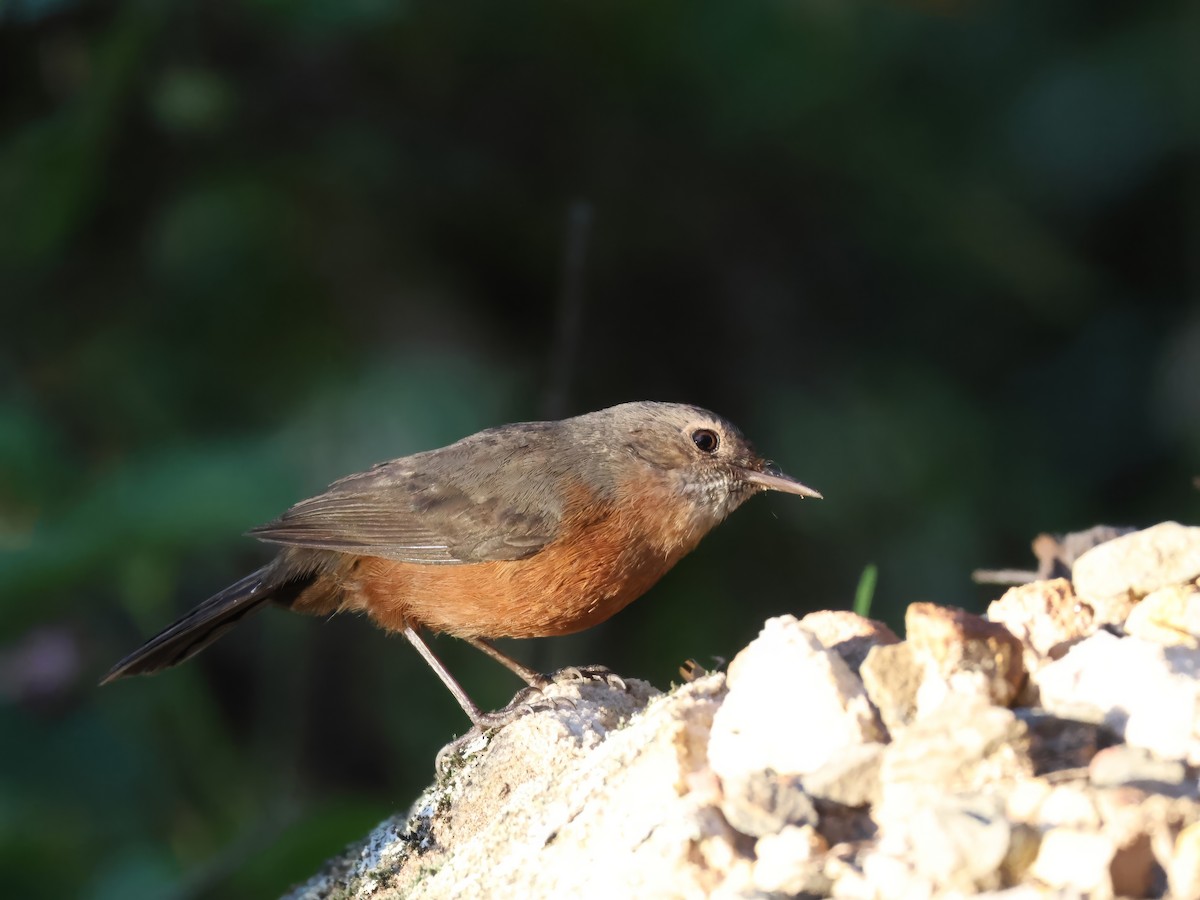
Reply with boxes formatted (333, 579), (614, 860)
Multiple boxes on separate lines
(541, 199), (593, 420)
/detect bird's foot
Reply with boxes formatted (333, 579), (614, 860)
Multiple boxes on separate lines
(459, 685), (580, 731)
(488, 685), (579, 722)
(436, 727), (489, 773)
(533, 664), (628, 692)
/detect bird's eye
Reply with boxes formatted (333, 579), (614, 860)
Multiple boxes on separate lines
(691, 428), (720, 454)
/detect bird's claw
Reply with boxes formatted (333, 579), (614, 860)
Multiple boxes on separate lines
(436, 726), (489, 773)
(465, 686), (578, 730)
(540, 664), (628, 691)
(505, 685), (579, 716)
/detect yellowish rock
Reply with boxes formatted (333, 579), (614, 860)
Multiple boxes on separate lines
(1073, 521), (1200, 603)
(797, 609), (899, 673)
(987, 578), (1093, 662)
(906, 602), (1027, 707)
(1171, 821), (1200, 900)
(1031, 828), (1115, 896)
(1125, 583), (1200, 647)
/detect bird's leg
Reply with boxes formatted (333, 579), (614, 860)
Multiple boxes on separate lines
(403, 627), (572, 728)
(403, 626), (490, 723)
(465, 637), (627, 691)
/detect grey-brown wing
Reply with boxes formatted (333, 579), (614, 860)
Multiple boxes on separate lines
(247, 466), (560, 564)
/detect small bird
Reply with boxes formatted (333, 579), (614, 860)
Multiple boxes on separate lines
(102, 401), (821, 725)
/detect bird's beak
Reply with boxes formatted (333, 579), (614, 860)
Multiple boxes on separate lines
(740, 463), (823, 499)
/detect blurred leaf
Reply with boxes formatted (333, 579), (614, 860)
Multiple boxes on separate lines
(854, 563), (878, 618)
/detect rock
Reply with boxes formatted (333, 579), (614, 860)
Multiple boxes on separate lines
(810, 801), (877, 848)
(800, 741), (885, 808)
(972, 526), (1133, 586)
(1088, 592), (1141, 628)
(751, 824), (830, 895)
(284, 584), (1200, 900)
(706, 617), (886, 850)
(987, 578), (1093, 664)
(835, 849), (910, 900)
(708, 616), (883, 783)
(874, 793), (1014, 892)
(1003, 823), (1044, 886)
(1037, 784), (1102, 829)
(974, 879), (1050, 899)
(287, 674), (752, 900)
(1125, 583), (1200, 647)
(718, 769), (817, 838)
(1034, 630), (1200, 764)
(1072, 521), (1200, 603)
(1035, 526), (1138, 580)
(1030, 828), (1116, 896)
(1109, 832), (1159, 897)
(880, 696), (1033, 802)
(1004, 776), (1054, 824)
(860, 641), (921, 734)
(1090, 786), (1200, 898)
(798, 609), (900, 673)
(1171, 821), (1200, 900)
(1017, 709), (1108, 775)
(906, 602), (1027, 708)
(1089, 744), (1192, 796)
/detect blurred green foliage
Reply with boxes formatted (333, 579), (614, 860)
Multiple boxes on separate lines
(1, 0), (1196, 896)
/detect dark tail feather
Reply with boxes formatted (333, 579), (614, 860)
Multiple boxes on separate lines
(101, 567), (276, 684)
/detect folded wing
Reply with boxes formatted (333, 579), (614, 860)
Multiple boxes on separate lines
(247, 464), (561, 564)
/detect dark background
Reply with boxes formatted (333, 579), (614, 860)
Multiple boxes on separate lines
(1, 0), (1196, 897)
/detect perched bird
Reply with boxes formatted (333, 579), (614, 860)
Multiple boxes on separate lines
(102, 401), (821, 724)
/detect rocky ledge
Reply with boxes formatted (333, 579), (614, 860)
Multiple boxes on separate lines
(286, 521), (1200, 899)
